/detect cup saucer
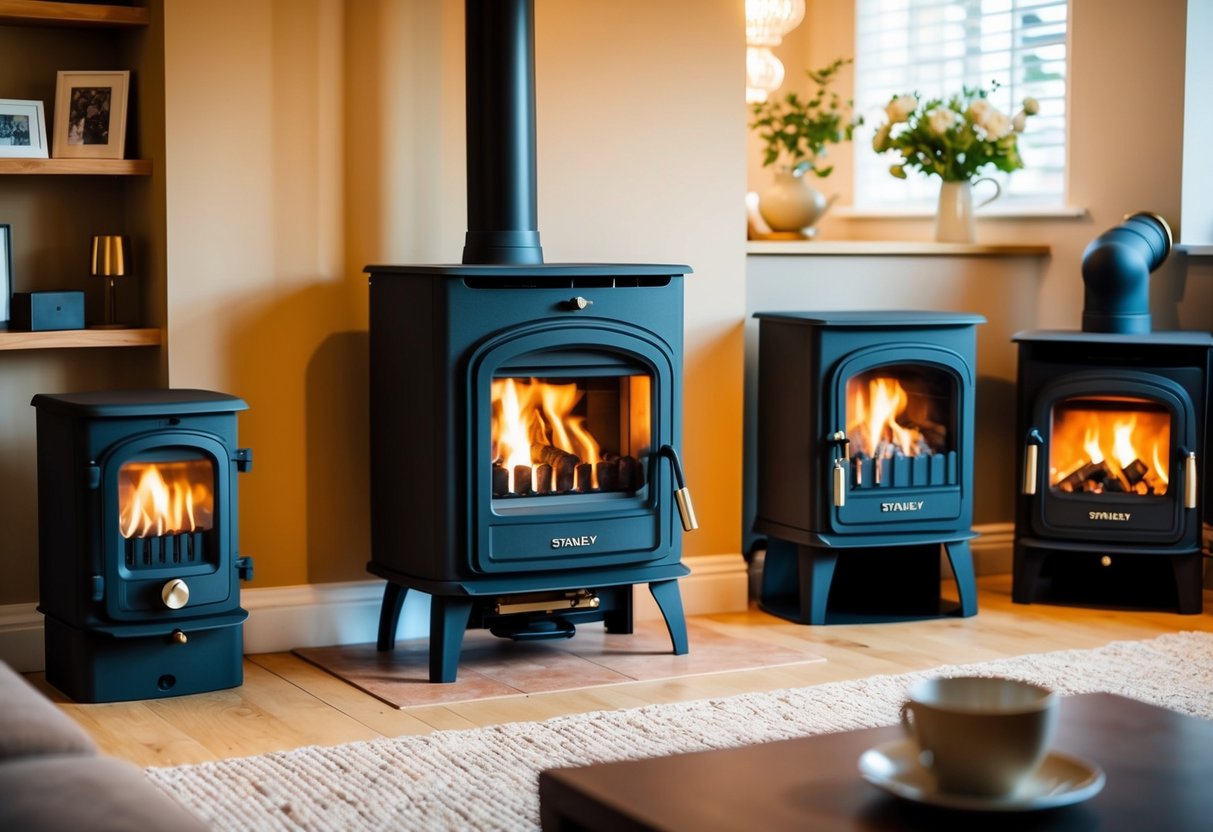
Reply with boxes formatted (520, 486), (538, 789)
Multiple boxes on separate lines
(858, 738), (1105, 812)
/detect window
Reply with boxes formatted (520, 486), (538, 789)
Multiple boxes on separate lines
(854, 0), (1068, 210)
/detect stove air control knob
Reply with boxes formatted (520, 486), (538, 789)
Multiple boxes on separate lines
(161, 579), (190, 610)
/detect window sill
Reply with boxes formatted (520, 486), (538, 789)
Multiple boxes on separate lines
(1176, 244), (1213, 256)
(746, 240), (1052, 257)
(833, 205), (1089, 220)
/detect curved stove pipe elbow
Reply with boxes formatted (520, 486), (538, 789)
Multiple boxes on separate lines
(1081, 211), (1172, 334)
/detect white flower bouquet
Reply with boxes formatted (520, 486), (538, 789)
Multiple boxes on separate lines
(871, 83), (1038, 182)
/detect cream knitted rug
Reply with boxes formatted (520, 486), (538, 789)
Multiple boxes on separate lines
(146, 631), (1213, 831)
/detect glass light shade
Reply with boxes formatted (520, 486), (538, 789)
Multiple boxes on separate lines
(746, 46), (785, 104)
(745, 0), (805, 47)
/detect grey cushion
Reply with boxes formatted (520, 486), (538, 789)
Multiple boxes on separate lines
(0, 755), (210, 832)
(0, 661), (96, 759)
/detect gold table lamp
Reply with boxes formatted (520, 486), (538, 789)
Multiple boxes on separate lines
(91, 234), (129, 328)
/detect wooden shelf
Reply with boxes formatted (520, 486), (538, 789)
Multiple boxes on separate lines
(0, 1), (149, 27)
(0, 158), (151, 175)
(746, 240), (1052, 257)
(0, 327), (160, 350)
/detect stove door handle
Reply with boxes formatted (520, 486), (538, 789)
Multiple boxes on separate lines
(1184, 450), (1197, 509)
(659, 445), (698, 532)
(1022, 429), (1044, 496)
(832, 459), (846, 507)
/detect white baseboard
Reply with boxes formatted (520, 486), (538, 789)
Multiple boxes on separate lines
(0, 553), (750, 672)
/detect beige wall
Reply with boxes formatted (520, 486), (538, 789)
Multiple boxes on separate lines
(159, 0), (746, 592)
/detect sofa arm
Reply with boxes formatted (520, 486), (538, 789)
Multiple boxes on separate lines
(0, 660), (95, 759)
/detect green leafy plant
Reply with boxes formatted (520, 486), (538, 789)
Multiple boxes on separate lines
(749, 58), (860, 178)
(871, 83), (1039, 182)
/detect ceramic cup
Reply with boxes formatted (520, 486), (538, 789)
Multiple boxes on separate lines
(900, 676), (1058, 797)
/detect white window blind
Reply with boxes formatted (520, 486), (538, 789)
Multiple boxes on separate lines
(854, 0), (1068, 210)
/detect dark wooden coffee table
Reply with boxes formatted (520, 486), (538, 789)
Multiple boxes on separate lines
(539, 693), (1213, 831)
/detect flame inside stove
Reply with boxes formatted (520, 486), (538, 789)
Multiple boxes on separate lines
(845, 372), (944, 458)
(490, 375), (650, 496)
(118, 459), (215, 538)
(1050, 398), (1170, 494)
(492, 378), (602, 492)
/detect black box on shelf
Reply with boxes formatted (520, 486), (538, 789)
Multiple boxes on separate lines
(11, 292), (85, 331)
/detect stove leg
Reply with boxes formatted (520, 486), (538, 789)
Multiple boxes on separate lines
(430, 596), (474, 683)
(800, 546), (838, 626)
(1012, 544), (1046, 604)
(648, 580), (689, 655)
(376, 582), (408, 651)
(943, 539), (978, 617)
(1172, 553), (1204, 614)
(603, 586), (634, 635)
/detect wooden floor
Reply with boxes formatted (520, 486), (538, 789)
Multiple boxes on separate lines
(29, 574), (1213, 769)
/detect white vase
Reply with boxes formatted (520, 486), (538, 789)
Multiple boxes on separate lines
(934, 178), (1001, 243)
(758, 168), (830, 235)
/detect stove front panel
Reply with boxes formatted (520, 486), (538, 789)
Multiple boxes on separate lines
(470, 319), (675, 573)
(751, 312), (982, 546)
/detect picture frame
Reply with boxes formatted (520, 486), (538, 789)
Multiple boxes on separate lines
(0, 100), (49, 159)
(0, 224), (10, 330)
(52, 70), (130, 160)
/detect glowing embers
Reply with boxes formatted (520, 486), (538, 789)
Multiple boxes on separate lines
(845, 366), (956, 488)
(118, 458), (215, 568)
(1050, 396), (1170, 496)
(490, 375), (650, 497)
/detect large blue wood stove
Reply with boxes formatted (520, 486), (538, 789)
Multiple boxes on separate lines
(364, 0), (695, 682)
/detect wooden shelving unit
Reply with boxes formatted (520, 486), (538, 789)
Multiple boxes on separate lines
(0, 1), (158, 352)
(0, 1), (148, 27)
(0, 327), (160, 350)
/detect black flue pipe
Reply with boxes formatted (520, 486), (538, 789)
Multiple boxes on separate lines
(1081, 212), (1172, 334)
(462, 0), (544, 265)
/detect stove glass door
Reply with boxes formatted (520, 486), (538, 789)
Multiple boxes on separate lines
(118, 453), (217, 570)
(1049, 395), (1170, 497)
(490, 373), (651, 500)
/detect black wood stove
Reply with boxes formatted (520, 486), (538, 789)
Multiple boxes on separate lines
(366, 0), (696, 682)
(748, 311), (983, 624)
(1013, 214), (1211, 612)
(31, 390), (253, 702)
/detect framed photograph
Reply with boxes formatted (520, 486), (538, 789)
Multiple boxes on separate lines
(52, 70), (130, 160)
(0, 100), (49, 159)
(0, 225), (10, 330)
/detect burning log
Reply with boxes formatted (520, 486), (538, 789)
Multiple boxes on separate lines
(492, 464), (509, 496)
(538, 445), (579, 492)
(513, 464), (533, 494)
(1122, 458), (1148, 487)
(575, 462), (593, 492)
(534, 462), (553, 494)
(596, 458), (619, 492)
(1057, 460), (1110, 492)
(620, 455), (644, 491)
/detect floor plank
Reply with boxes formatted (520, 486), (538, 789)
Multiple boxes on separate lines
(38, 575), (1213, 768)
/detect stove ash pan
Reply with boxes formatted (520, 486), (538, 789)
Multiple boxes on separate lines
(31, 389), (253, 703)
